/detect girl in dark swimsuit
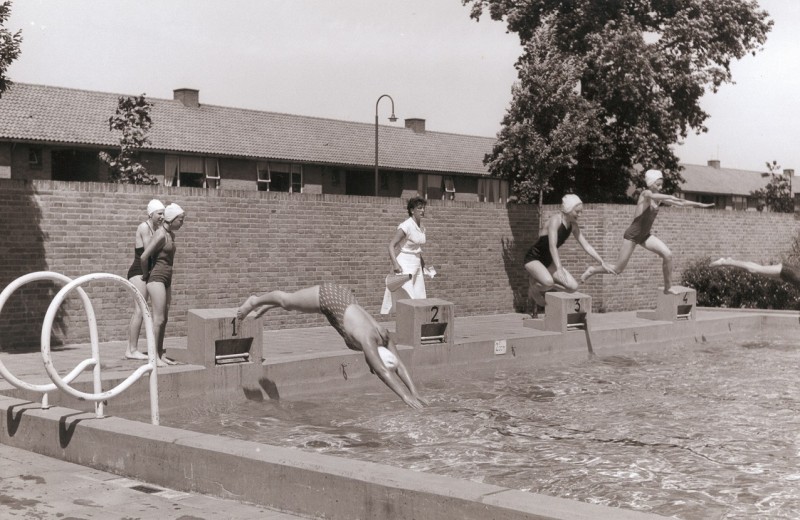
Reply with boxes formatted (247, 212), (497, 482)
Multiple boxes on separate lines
(581, 170), (714, 293)
(525, 194), (614, 316)
(125, 199), (163, 360)
(141, 203), (185, 366)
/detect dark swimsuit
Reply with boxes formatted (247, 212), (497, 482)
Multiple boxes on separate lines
(524, 223), (572, 267)
(147, 231), (176, 289)
(127, 222), (155, 280)
(318, 282), (360, 351)
(779, 264), (800, 287)
(623, 203), (659, 245)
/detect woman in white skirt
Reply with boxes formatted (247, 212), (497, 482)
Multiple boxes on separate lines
(382, 197), (428, 314)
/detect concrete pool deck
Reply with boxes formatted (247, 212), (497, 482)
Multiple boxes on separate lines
(1, 307), (798, 519)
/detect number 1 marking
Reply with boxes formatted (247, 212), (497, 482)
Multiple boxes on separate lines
(231, 318), (238, 337)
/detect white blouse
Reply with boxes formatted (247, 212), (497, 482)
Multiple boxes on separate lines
(398, 217), (426, 254)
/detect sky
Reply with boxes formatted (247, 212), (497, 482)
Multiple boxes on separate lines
(5, 0), (799, 173)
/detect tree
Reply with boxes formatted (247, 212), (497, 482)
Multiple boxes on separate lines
(0, 0), (22, 97)
(98, 94), (159, 184)
(463, 0), (772, 203)
(751, 160), (793, 213)
(485, 18), (603, 204)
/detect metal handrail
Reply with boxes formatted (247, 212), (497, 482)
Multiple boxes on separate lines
(0, 271), (159, 425)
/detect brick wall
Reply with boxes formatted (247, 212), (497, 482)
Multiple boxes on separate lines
(0, 179), (797, 350)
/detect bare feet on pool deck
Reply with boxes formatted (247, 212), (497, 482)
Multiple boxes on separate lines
(123, 350), (148, 361)
(155, 356), (178, 367)
(236, 295), (259, 322)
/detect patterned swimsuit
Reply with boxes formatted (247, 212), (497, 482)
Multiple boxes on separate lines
(318, 283), (359, 351)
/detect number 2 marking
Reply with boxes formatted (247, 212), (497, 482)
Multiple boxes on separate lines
(430, 306), (439, 323)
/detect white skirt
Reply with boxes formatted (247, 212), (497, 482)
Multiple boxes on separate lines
(380, 252), (426, 314)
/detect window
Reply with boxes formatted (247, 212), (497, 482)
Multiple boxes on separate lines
(478, 178), (509, 203)
(164, 155), (219, 188)
(380, 172), (389, 190)
(256, 162), (302, 193)
(178, 156), (204, 187)
(732, 195), (747, 211)
(442, 176), (455, 200)
(204, 158), (220, 189)
(28, 147), (43, 168)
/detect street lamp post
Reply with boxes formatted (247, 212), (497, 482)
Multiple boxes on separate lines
(375, 94), (397, 196)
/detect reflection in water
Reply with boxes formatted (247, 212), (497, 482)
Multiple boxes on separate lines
(158, 335), (800, 519)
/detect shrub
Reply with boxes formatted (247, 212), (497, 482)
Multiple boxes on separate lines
(681, 257), (800, 310)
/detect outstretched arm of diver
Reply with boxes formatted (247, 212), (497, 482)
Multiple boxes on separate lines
(386, 337), (428, 405)
(362, 341), (425, 409)
(650, 192), (714, 208)
(573, 225), (617, 275)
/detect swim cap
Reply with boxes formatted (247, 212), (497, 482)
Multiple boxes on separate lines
(147, 199), (165, 216)
(164, 203), (185, 222)
(377, 346), (398, 370)
(561, 194), (583, 213)
(645, 169), (663, 187)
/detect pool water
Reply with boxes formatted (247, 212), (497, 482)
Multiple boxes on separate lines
(158, 335), (800, 519)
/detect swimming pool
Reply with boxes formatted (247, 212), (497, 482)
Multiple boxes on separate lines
(150, 334), (800, 519)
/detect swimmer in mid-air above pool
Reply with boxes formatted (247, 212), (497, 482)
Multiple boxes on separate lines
(236, 283), (428, 409)
(710, 257), (800, 287)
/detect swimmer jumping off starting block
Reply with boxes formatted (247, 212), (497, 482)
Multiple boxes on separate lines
(236, 283), (427, 409)
(581, 170), (714, 293)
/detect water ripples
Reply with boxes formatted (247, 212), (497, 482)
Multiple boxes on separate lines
(158, 334), (800, 519)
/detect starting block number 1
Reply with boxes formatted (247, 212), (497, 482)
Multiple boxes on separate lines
(230, 318), (238, 337)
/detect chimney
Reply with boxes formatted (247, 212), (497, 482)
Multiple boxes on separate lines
(707, 159), (720, 169)
(405, 118), (426, 134)
(173, 88), (199, 108)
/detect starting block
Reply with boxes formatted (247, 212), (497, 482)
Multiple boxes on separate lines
(636, 286), (696, 322)
(395, 298), (454, 348)
(168, 308), (264, 367)
(524, 291), (591, 333)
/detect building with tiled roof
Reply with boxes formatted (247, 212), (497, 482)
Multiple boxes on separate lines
(0, 83), (508, 202)
(680, 160), (798, 211)
(0, 83), (793, 209)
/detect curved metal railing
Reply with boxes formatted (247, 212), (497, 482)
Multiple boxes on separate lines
(0, 271), (159, 424)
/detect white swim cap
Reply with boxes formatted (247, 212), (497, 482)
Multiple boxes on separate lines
(645, 169), (663, 187)
(377, 346), (398, 370)
(561, 194), (583, 213)
(147, 199), (165, 216)
(164, 203), (185, 222)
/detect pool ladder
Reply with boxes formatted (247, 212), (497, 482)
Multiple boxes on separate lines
(0, 272), (160, 425)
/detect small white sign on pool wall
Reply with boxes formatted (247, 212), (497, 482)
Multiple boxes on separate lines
(494, 339), (507, 355)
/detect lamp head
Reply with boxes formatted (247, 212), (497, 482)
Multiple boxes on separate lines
(388, 114), (398, 123)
